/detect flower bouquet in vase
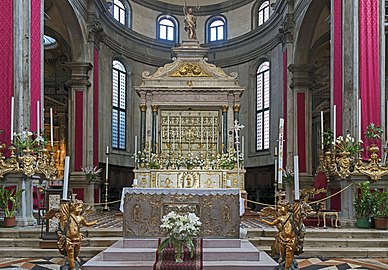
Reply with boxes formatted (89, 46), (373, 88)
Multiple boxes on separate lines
(157, 211), (201, 263)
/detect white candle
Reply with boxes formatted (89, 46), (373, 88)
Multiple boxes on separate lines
(63, 156), (70, 200)
(320, 111), (324, 150)
(358, 99), (362, 141)
(133, 179), (138, 186)
(294, 155), (300, 200)
(37, 101), (40, 137)
(241, 136), (244, 160)
(333, 105), (336, 144)
(10, 96), (14, 142)
(106, 145), (109, 154)
(50, 108), (54, 147)
(105, 155), (109, 180)
(274, 159), (278, 182)
(386, 100), (388, 142)
(278, 118), (284, 185)
(134, 136), (138, 154)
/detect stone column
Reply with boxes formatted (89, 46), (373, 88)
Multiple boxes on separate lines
(151, 105), (158, 153)
(139, 104), (147, 151)
(13, 0), (31, 133)
(342, 0), (359, 138)
(289, 64), (314, 177)
(66, 63), (93, 172)
(222, 105), (228, 153)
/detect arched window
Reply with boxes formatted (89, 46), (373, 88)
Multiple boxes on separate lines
(157, 16), (177, 42)
(112, 0), (131, 27)
(112, 60), (127, 150)
(258, 1), (270, 26)
(207, 16), (227, 42)
(256, 61), (270, 151)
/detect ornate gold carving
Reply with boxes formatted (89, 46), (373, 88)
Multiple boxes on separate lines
(233, 104), (240, 112)
(187, 80), (193, 86)
(171, 63), (210, 77)
(151, 105), (158, 112)
(222, 105), (228, 112)
(139, 104), (147, 112)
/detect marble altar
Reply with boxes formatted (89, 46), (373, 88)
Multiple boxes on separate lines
(121, 188), (240, 239)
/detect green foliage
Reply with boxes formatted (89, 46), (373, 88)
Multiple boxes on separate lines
(354, 181), (373, 218)
(323, 129), (333, 146)
(365, 123), (383, 143)
(0, 186), (25, 217)
(371, 189), (388, 218)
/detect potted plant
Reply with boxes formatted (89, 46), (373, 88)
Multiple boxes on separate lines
(354, 181), (373, 228)
(0, 186), (24, 227)
(371, 189), (388, 229)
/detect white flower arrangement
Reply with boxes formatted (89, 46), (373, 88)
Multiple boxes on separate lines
(158, 211), (202, 259)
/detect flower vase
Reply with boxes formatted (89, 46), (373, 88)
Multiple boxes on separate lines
(174, 242), (184, 263)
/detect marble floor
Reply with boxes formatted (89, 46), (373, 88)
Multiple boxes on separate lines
(0, 257), (387, 269)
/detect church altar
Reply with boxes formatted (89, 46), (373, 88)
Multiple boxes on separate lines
(120, 188), (240, 239)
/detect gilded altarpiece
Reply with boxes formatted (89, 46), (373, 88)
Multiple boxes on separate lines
(122, 188), (240, 239)
(134, 41), (246, 191)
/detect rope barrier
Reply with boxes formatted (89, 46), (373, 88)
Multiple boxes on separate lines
(84, 199), (122, 206)
(246, 182), (354, 208)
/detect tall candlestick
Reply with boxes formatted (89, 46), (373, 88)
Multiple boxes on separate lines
(134, 135), (138, 154)
(320, 111), (324, 150)
(358, 99), (362, 141)
(294, 155), (300, 200)
(63, 156), (70, 200)
(37, 101), (40, 137)
(278, 118), (284, 185)
(50, 108), (54, 147)
(333, 105), (336, 144)
(10, 96), (14, 142)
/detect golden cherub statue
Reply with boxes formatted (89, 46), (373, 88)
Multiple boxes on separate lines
(259, 195), (306, 270)
(45, 198), (97, 270)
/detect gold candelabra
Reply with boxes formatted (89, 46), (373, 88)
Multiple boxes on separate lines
(320, 142), (388, 181)
(0, 143), (57, 179)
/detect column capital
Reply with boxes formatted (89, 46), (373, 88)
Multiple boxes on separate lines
(233, 104), (240, 113)
(139, 104), (147, 112)
(222, 105), (228, 113)
(87, 19), (105, 49)
(65, 62), (93, 87)
(151, 105), (158, 112)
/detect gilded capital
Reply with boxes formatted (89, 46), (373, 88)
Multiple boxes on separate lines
(222, 105), (228, 113)
(151, 105), (158, 112)
(139, 104), (147, 112)
(233, 104), (240, 112)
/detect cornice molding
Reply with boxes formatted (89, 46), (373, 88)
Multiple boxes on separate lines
(130, 0), (253, 15)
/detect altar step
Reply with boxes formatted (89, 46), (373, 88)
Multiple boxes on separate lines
(0, 227), (386, 259)
(247, 228), (388, 258)
(83, 239), (277, 270)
